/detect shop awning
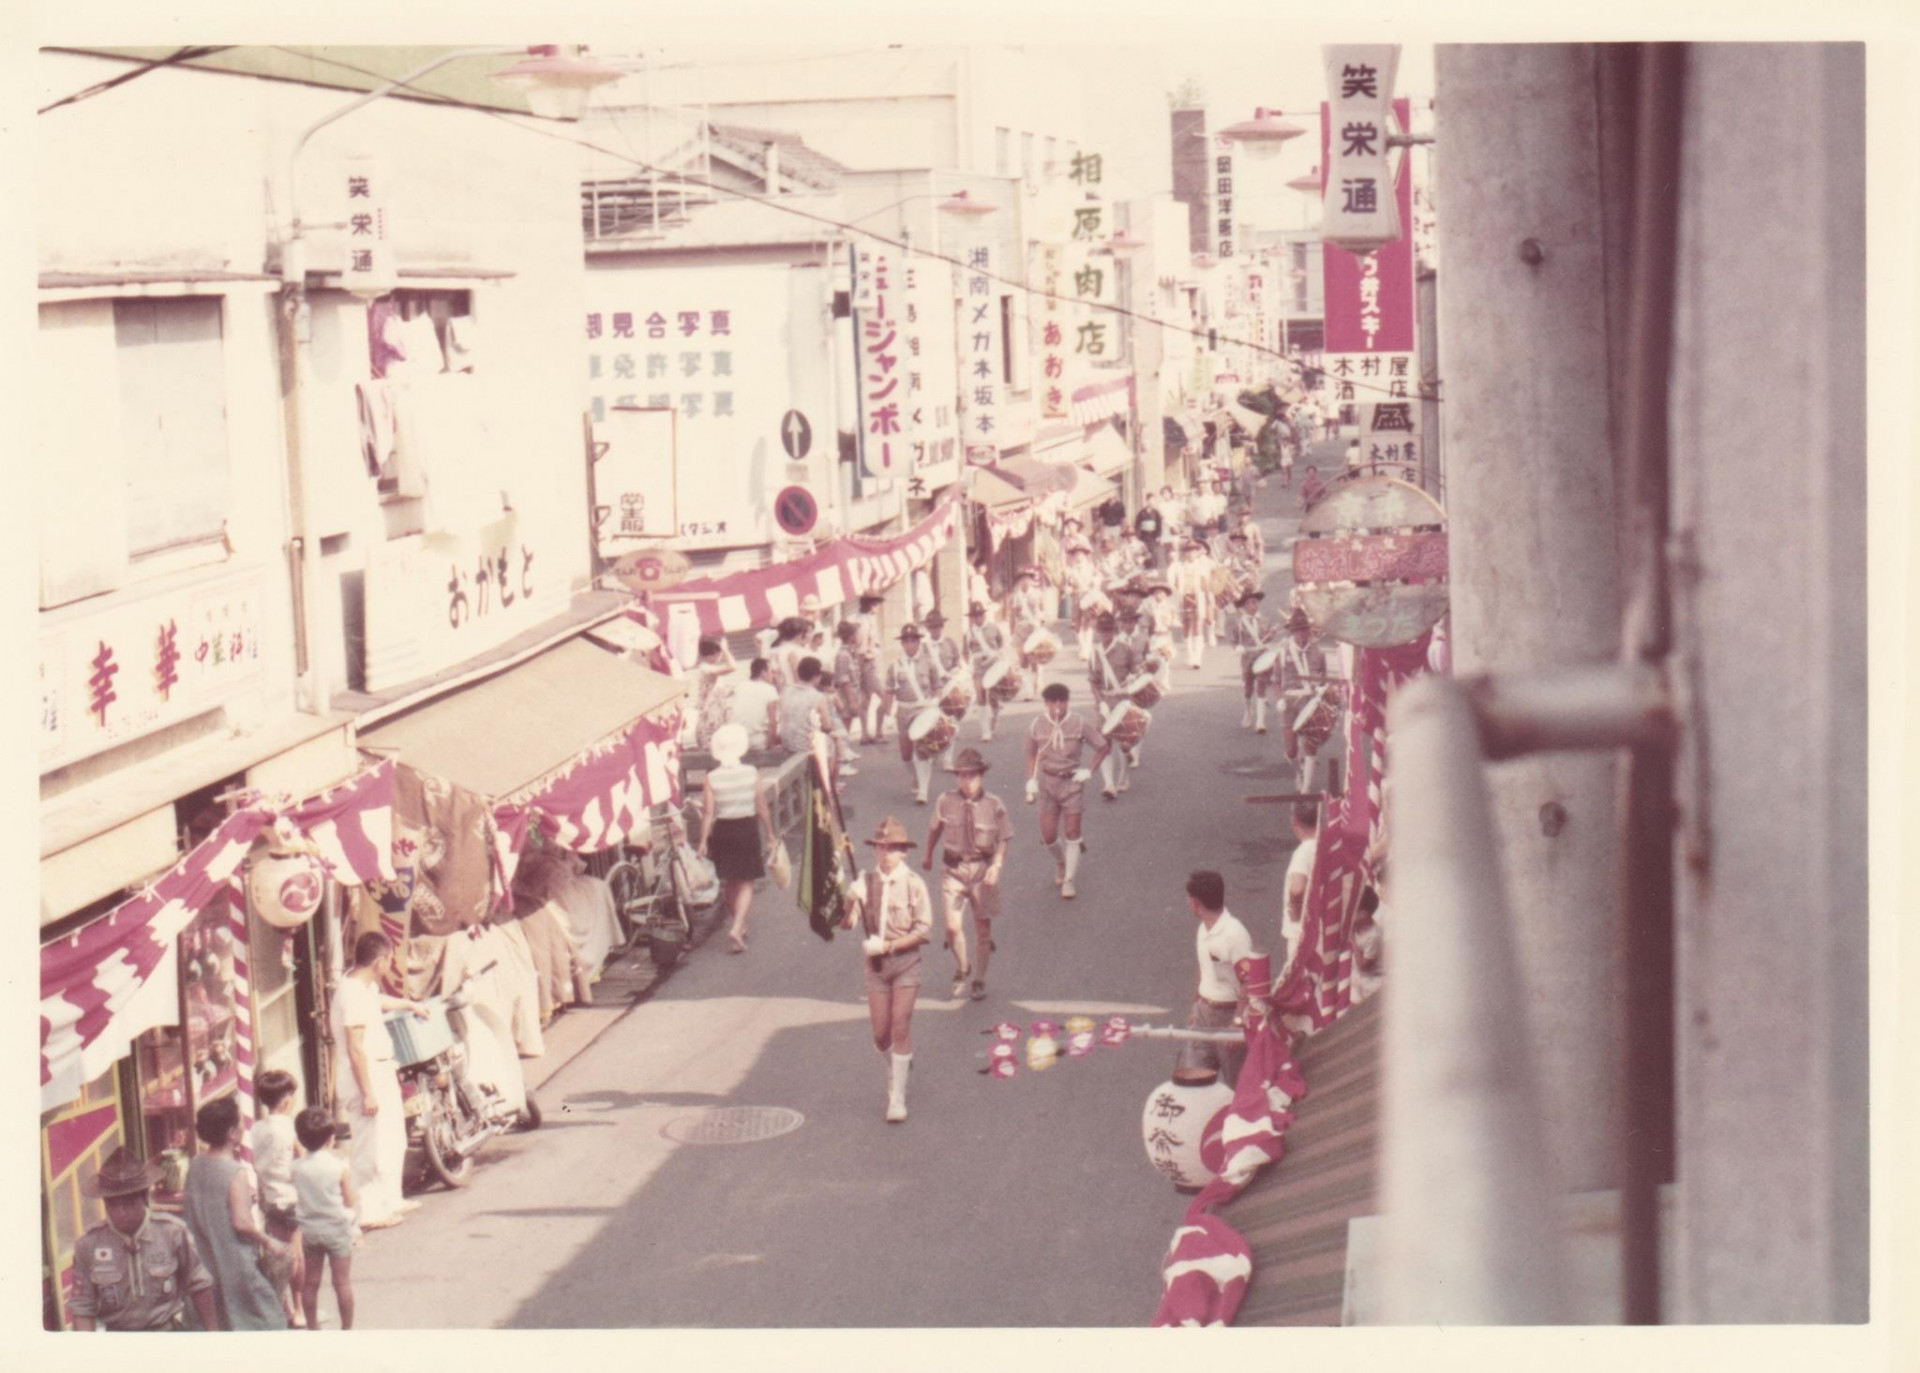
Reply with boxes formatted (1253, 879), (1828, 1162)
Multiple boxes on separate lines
(40, 763), (398, 1111)
(1070, 373), (1135, 428)
(360, 637), (684, 800)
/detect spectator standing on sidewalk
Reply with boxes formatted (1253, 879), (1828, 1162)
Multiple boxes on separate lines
(1184, 870), (1253, 1087)
(182, 1096), (288, 1330)
(699, 723), (776, 956)
(328, 932), (427, 1231)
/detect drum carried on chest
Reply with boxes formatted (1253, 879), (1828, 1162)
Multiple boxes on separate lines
(1290, 684), (1344, 754)
(908, 706), (959, 760)
(1102, 699), (1153, 750)
(1023, 628), (1061, 665)
(937, 672), (975, 719)
(1123, 673), (1164, 709)
(982, 655), (1022, 705)
(1250, 646), (1280, 677)
(1210, 566), (1246, 609)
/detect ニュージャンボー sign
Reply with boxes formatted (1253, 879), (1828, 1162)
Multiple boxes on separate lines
(586, 262), (833, 549)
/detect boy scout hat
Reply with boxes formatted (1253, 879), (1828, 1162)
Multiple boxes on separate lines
(83, 1146), (164, 1199)
(1095, 613), (1118, 631)
(968, 601), (988, 617)
(865, 817), (915, 848)
(924, 609), (947, 626)
(1286, 608), (1312, 631)
(949, 747), (990, 774)
(898, 624), (923, 640)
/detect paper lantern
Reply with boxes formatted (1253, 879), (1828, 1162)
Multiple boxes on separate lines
(1141, 1064), (1235, 1193)
(247, 847), (326, 929)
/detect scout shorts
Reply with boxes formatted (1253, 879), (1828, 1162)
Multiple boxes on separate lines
(941, 859), (1002, 922)
(1037, 769), (1086, 821)
(863, 948), (924, 996)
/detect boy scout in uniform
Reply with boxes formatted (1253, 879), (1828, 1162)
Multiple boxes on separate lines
(885, 624), (944, 804)
(842, 817), (936, 1123)
(964, 602), (1010, 742)
(1022, 682), (1112, 899)
(922, 747), (1011, 1002)
(921, 609), (966, 770)
(67, 1148), (218, 1331)
(1086, 613), (1139, 799)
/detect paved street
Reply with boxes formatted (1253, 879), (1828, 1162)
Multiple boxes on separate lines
(345, 480), (1312, 1329)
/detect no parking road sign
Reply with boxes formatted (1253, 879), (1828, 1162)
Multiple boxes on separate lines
(774, 486), (819, 537)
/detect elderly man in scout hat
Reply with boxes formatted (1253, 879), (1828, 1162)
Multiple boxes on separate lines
(885, 622), (944, 804)
(843, 816), (936, 1122)
(68, 1148), (218, 1331)
(922, 747), (1012, 1002)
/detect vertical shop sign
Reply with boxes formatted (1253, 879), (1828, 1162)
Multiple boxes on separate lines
(1321, 45), (1403, 256)
(857, 248), (904, 478)
(340, 156), (395, 298)
(1213, 136), (1237, 259)
(958, 239), (1002, 463)
(903, 260), (961, 494)
(1034, 244), (1070, 420)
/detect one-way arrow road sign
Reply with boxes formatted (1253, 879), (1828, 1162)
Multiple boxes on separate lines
(781, 410), (812, 461)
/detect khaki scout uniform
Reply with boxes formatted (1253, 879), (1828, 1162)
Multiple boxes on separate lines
(1025, 711), (1107, 821)
(932, 789), (1011, 922)
(846, 864), (935, 995)
(67, 1214), (213, 1331)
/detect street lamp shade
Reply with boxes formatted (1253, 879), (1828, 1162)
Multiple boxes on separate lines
(1217, 107), (1307, 159)
(492, 45), (624, 120)
(938, 190), (998, 217)
(1286, 165), (1323, 194)
(1094, 229), (1145, 255)
(1191, 252), (1218, 270)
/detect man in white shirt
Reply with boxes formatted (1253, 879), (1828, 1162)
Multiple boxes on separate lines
(728, 658), (781, 752)
(1185, 869), (1252, 1087)
(1282, 802), (1319, 981)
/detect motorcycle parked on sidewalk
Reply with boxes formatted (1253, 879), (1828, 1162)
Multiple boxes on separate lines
(390, 960), (541, 1190)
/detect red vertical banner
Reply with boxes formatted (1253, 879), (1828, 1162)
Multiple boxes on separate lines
(1320, 98), (1415, 354)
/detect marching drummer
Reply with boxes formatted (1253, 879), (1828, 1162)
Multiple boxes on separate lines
(886, 623), (944, 804)
(1086, 612), (1140, 799)
(1008, 568), (1053, 701)
(921, 609), (966, 771)
(1143, 581), (1178, 694)
(1172, 541), (1216, 670)
(922, 747), (1011, 1002)
(964, 601), (1011, 742)
(1230, 587), (1278, 733)
(1065, 546), (1103, 662)
(1235, 507), (1266, 571)
(1276, 608), (1343, 793)
(842, 817), (935, 1123)
(1023, 682), (1112, 900)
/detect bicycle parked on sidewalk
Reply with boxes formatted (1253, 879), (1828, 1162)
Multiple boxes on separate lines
(595, 800), (718, 973)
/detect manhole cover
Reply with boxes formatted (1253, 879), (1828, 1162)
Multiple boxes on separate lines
(661, 1106), (805, 1145)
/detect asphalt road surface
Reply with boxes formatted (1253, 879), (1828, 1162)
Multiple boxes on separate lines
(348, 477), (1312, 1329)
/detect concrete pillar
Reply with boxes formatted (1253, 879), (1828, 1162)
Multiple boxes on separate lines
(1666, 44), (1867, 1323)
(1433, 44), (1625, 1194)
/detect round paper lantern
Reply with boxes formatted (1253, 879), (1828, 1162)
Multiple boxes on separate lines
(247, 848), (325, 929)
(1142, 1063), (1235, 1193)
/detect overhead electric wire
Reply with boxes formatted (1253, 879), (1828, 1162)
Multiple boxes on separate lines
(38, 45), (236, 115)
(278, 45), (1427, 406)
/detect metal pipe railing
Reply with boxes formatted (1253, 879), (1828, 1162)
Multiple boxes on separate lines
(1379, 674), (1573, 1323)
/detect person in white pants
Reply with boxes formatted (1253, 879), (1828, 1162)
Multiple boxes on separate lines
(328, 932), (426, 1230)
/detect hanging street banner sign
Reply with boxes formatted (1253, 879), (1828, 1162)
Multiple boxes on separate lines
(958, 237), (1003, 463)
(1320, 45), (1402, 256)
(902, 258), (961, 497)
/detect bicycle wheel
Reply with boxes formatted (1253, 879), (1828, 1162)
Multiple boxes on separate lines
(604, 860), (647, 947)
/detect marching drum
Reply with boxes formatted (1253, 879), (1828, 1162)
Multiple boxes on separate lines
(1210, 566), (1245, 609)
(1250, 646), (1280, 677)
(982, 656), (1022, 704)
(909, 706), (959, 760)
(937, 673), (975, 719)
(1124, 674), (1164, 709)
(1102, 699), (1152, 751)
(1290, 685), (1343, 754)
(1023, 628), (1061, 665)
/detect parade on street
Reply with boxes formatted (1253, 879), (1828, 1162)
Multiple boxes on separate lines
(33, 29), (1876, 1345)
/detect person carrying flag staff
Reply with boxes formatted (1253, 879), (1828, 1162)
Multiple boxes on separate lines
(1023, 682), (1112, 899)
(842, 816), (935, 1123)
(922, 748), (1011, 1002)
